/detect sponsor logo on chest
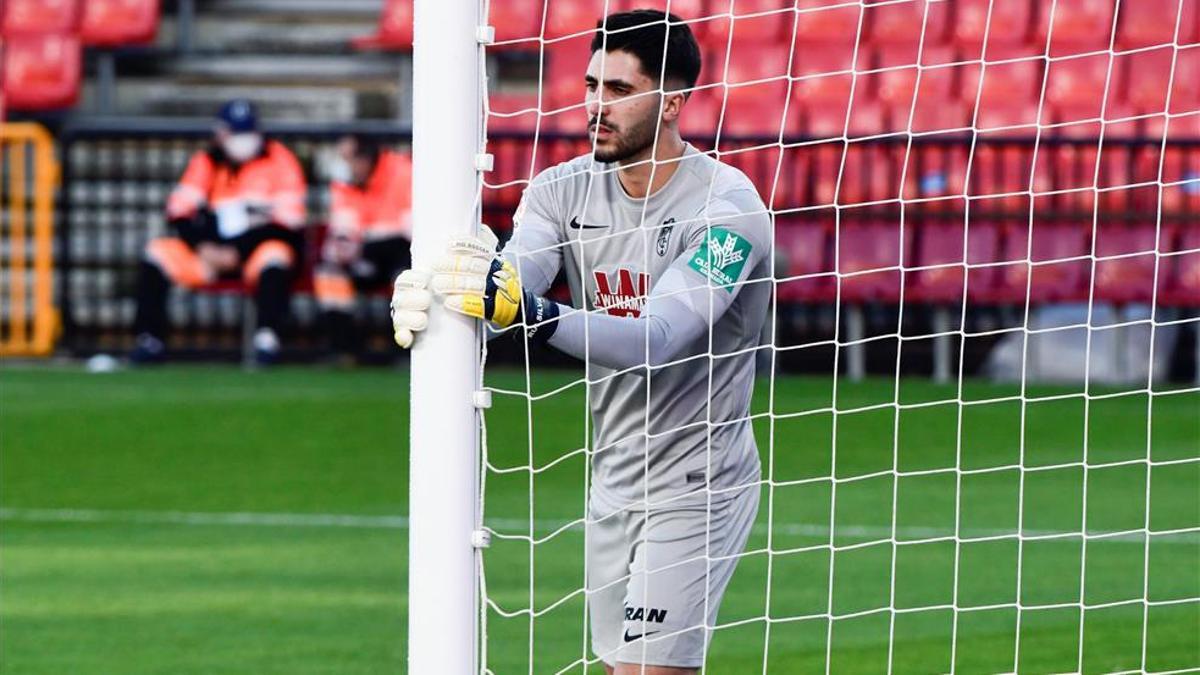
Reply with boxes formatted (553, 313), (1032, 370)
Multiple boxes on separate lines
(592, 268), (649, 318)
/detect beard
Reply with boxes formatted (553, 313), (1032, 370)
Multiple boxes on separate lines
(591, 112), (658, 164)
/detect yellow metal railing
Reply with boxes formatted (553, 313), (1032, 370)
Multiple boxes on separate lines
(1, 122), (59, 356)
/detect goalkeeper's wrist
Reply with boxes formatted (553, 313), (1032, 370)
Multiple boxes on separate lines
(520, 291), (559, 346)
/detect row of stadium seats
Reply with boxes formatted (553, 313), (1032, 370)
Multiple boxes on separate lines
(483, 126), (1200, 217)
(773, 219), (1199, 306)
(490, 42), (1200, 135)
(1, 0), (160, 111)
(357, 0), (1199, 53)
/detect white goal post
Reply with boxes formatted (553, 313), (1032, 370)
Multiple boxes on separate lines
(407, 0), (485, 672)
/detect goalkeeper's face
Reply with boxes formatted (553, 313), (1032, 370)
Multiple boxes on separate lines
(584, 50), (669, 164)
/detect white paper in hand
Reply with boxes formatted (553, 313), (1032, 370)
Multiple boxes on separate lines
(215, 201), (250, 238)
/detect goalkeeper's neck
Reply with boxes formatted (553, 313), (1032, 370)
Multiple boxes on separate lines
(615, 129), (685, 200)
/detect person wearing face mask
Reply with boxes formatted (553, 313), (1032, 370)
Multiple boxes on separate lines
(313, 134), (412, 361)
(130, 99), (307, 364)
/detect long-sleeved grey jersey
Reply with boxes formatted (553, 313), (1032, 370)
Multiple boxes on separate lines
(501, 144), (771, 514)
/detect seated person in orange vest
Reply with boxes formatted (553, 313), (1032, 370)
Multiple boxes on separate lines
(131, 99), (307, 364)
(315, 135), (412, 359)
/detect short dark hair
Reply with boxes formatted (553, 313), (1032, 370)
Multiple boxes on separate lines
(590, 10), (702, 92)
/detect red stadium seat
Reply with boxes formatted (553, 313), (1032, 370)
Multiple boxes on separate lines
(1117, 0), (1199, 50)
(717, 45), (792, 85)
(621, 0), (710, 40)
(727, 0), (791, 47)
(721, 143), (784, 200)
(995, 222), (1091, 304)
(546, 0), (603, 40)
(1123, 47), (1175, 114)
(489, 0), (542, 46)
(953, 0), (1035, 59)
(1159, 112), (1200, 215)
(1043, 53), (1115, 124)
(718, 80), (793, 138)
(873, 47), (960, 132)
(1125, 46), (1200, 116)
(80, 0), (160, 47)
(969, 57), (1044, 133)
(1172, 46), (1200, 113)
(542, 35), (592, 110)
(771, 144), (812, 211)
(1159, 225), (1200, 306)
(792, 0), (862, 69)
(679, 89), (723, 139)
(872, 44), (956, 75)
(487, 92), (542, 133)
(2, 0), (78, 34)
(907, 221), (1004, 304)
(864, 0), (950, 70)
(796, 91), (894, 206)
(837, 220), (910, 303)
(352, 0), (412, 50)
(1035, 0), (1117, 58)
(775, 220), (833, 302)
(791, 47), (854, 105)
(906, 57), (979, 134)
(1093, 223), (1161, 305)
(2, 33), (82, 111)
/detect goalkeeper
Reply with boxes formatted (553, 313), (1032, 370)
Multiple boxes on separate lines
(392, 10), (769, 674)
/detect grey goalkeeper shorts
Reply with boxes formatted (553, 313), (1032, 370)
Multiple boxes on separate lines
(586, 486), (760, 669)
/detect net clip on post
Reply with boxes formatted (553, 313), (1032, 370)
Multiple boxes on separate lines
(471, 529), (492, 549)
(475, 153), (495, 173)
(476, 25), (495, 45)
(473, 389), (493, 409)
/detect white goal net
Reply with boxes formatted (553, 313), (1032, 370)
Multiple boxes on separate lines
(464, 0), (1200, 672)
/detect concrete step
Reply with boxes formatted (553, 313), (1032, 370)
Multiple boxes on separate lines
(190, 16), (375, 55)
(167, 53), (404, 84)
(201, 0), (383, 20)
(80, 80), (392, 120)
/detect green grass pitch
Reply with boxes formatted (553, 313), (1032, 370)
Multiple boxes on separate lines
(1, 365), (1196, 674)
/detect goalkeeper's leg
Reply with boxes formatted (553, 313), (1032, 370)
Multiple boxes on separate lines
(587, 486), (760, 673)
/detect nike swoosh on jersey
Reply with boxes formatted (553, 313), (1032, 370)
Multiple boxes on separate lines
(569, 216), (607, 229)
(623, 629), (660, 642)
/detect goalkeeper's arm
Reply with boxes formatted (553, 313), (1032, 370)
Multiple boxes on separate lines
(428, 224), (762, 371)
(543, 266), (713, 370)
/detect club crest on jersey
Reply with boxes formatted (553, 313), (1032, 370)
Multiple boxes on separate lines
(593, 269), (649, 318)
(656, 218), (676, 257)
(688, 227), (752, 292)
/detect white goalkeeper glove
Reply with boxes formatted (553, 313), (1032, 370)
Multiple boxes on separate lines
(390, 268), (432, 349)
(431, 225), (559, 342)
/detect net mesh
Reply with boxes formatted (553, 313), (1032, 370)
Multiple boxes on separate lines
(473, 0), (1200, 672)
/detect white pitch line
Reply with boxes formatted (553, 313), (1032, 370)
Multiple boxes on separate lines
(1, 507), (1195, 545)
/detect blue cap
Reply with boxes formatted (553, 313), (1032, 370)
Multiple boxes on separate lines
(217, 99), (258, 133)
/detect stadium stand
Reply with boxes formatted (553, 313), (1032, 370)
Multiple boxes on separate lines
(2, 33), (83, 111)
(80, 0), (161, 47)
(1037, 0), (1117, 57)
(1117, 0), (1199, 49)
(2, 0), (80, 34)
(28, 0), (1198, 367)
